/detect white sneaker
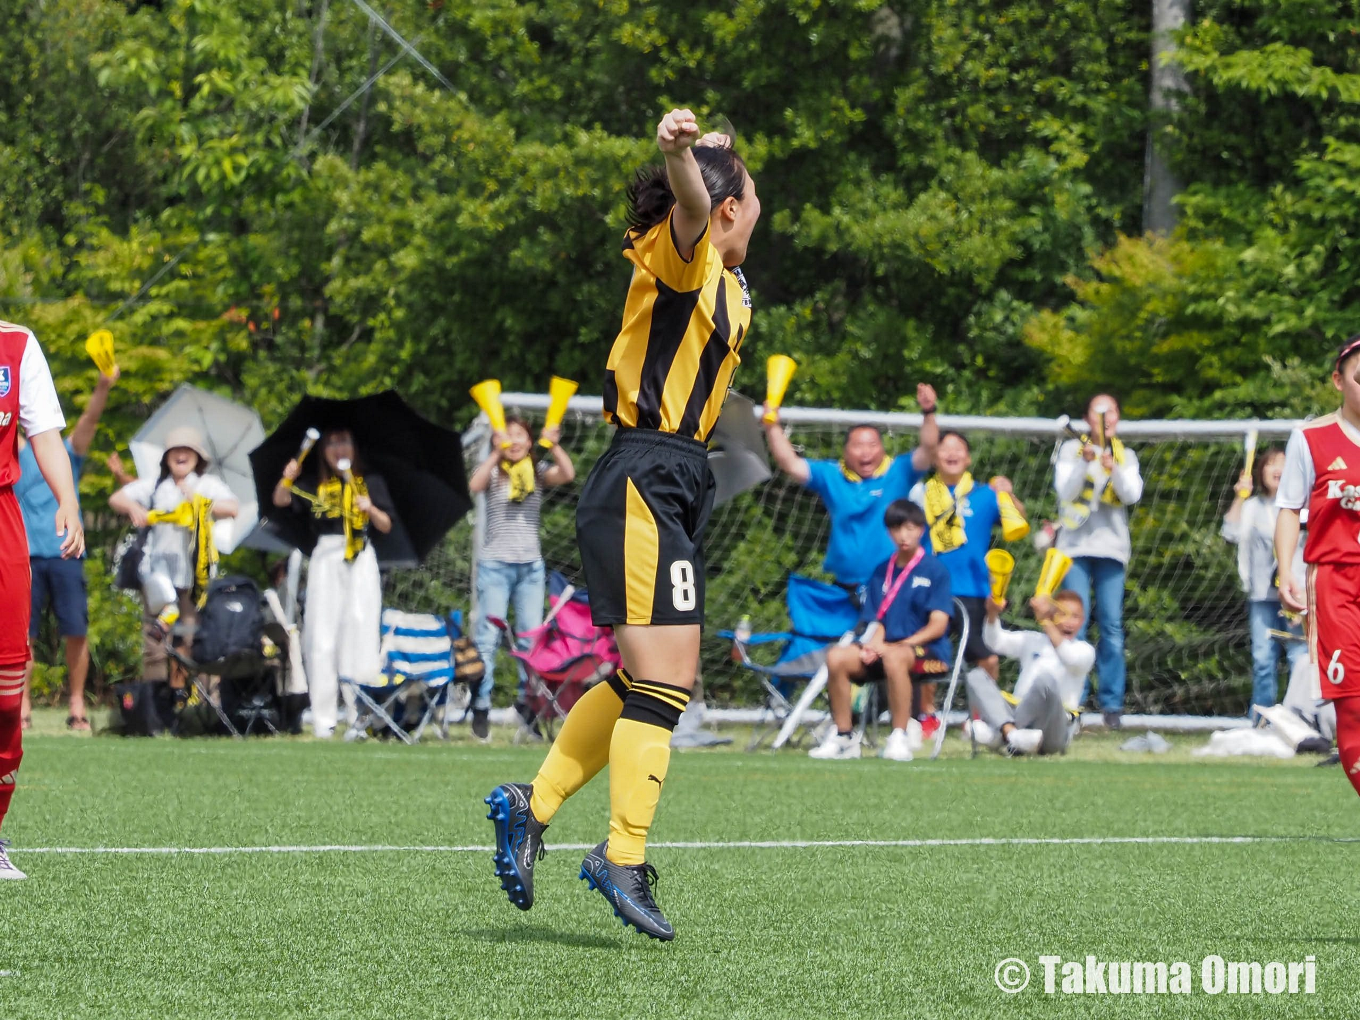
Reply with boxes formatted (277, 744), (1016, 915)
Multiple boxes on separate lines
(905, 717), (924, 751)
(965, 718), (1001, 749)
(880, 727), (914, 761)
(0, 840), (27, 880)
(1006, 727), (1044, 755)
(808, 731), (862, 760)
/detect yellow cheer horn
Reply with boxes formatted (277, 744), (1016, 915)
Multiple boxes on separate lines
(469, 379), (510, 447)
(995, 488), (1031, 542)
(540, 376), (578, 448)
(763, 355), (797, 424)
(1035, 547), (1074, 599)
(985, 548), (1015, 603)
(85, 329), (118, 376)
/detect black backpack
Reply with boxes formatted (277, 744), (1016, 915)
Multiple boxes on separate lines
(192, 576), (265, 676)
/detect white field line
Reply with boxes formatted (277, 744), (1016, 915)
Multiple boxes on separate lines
(15, 835), (1360, 856)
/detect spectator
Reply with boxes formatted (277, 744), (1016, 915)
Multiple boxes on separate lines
(110, 429), (239, 688)
(272, 429), (392, 739)
(808, 500), (953, 762)
(763, 384), (940, 590)
(909, 430), (1027, 739)
(1053, 394), (1143, 728)
(16, 368), (118, 731)
(1222, 447), (1305, 718)
(468, 417), (575, 741)
(967, 592), (1093, 755)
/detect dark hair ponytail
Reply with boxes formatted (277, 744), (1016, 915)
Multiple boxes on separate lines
(626, 145), (748, 235)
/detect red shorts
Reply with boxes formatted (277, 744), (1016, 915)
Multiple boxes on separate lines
(1307, 563), (1360, 701)
(0, 489), (31, 666)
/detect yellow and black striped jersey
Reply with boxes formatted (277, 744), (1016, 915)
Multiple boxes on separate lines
(602, 209), (752, 443)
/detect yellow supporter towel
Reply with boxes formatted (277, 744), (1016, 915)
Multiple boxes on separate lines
(502, 457), (536, 502)
(924, 472), (973, 553)
(839, 456), (891, 483)
(1061, 437), (1128, 530)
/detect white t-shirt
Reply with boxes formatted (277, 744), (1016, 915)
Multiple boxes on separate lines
(13, 324), (65, 437)
(983, 618), (1094, 711)
(119, 472), (236, 589)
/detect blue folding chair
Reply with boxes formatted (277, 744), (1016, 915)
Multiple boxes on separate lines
(721, 575), (862, 751)
(347, 608), (464, 744)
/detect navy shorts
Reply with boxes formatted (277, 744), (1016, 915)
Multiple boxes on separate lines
(30, 556), (89, 638)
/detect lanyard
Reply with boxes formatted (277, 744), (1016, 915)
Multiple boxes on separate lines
(878, 547), (925, 621)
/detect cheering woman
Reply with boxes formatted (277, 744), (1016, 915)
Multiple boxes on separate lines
(486, 108), (760, 940)
(274, 429), (393, 739)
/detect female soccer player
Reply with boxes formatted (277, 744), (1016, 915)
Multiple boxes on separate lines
(1277, 335), (1360, 797)
(486, 109), (760, 940)
(273, 429), (393, 739)
(0, 321), (85, 880)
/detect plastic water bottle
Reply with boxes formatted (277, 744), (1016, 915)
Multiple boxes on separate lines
(732, 615), (752, 661)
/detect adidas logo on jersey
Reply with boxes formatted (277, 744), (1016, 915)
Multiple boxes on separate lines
(1329, 456), (1349, 471)
(1324, 479), (1360, 509)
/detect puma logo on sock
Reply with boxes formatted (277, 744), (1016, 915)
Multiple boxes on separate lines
(647, 774), (664, 788)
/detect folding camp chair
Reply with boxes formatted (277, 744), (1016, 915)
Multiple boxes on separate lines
(853, 596), (971, 760)
(489, 572), (620, 743)
(721, 575), (862, 751)
(346, 609), (461, 744)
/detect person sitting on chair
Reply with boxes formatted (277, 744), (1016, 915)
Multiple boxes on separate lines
(809, 500), (953, 762)
(966, 591), (1093, 756)
(909, 430), (1027, 740)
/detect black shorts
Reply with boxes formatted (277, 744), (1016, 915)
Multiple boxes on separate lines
(576, 428), (715, 626)
(953, 596), (994, 665)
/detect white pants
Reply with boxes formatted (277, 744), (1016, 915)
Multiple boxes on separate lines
(305, 536), (381, 735)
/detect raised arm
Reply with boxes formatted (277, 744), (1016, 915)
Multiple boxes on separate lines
(1053, 442), (1089, 502)
(468, 436), (506, 495)
(68, 369), (119, 456)
(656, 108), (711, 260)
(539, 425), (576, 487)
(911, 383), (939, 472)
(29, 429), (84, 558)
(761, 409), (811, 486)
(1110, 447), (1144, 505)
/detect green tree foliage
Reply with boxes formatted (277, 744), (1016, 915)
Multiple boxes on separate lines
(0, 0), (1352, 705)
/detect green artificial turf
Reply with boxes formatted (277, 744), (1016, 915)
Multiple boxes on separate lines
(2, 712), (1354, 1018)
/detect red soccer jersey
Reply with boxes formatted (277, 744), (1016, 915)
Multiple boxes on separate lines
(1302, 413), (1360, 565)
(0, 324), (25, 488)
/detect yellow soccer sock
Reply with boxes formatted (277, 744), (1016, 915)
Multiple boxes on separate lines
(529, 669), (632, 823)
(606, 679), (691, 866)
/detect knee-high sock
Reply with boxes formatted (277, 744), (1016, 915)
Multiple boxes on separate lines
(607, 680), (690, 867)
(1335, 696), (1360, 800)
(0, 666), (26, 834)
(529, 669), (632, 823)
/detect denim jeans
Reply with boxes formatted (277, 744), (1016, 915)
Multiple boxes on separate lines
(1063, 556), (1127, 712)
(1248, 599), (1306, 718)
(473, 559), (546, 711)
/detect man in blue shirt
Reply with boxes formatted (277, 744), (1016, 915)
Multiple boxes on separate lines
(910, 431), (1027, 690)
(16, 368), (118, 731)
(808, 500), (953, 762)
(763, 383), (940, 589)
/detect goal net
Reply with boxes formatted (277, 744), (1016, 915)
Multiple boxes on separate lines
(386, 394), (1296, 719)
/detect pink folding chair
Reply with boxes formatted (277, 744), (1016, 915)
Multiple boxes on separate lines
(488, 578), (621, 742)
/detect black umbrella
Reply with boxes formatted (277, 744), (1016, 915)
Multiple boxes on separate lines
(249, 391), (471, 565)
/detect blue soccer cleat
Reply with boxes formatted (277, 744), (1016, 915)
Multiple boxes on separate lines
(578, 840), (674, 941)
(484, 782), (547, 910)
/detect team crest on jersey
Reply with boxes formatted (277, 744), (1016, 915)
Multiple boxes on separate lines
(0, 366), (9, 398)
